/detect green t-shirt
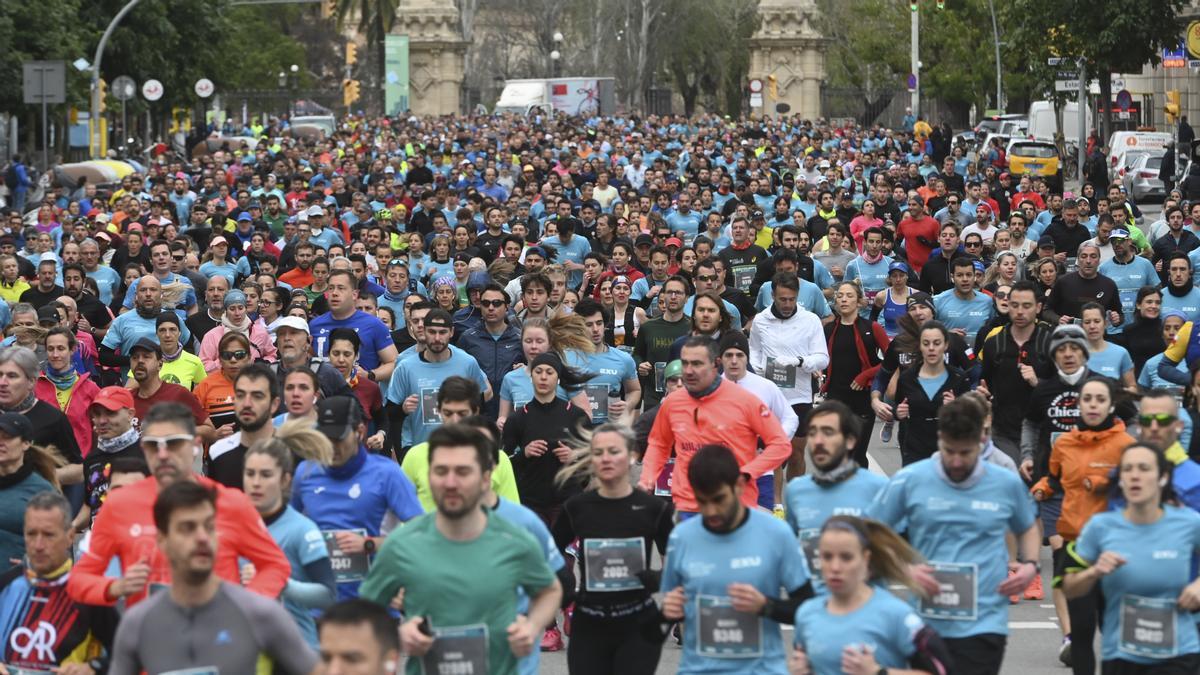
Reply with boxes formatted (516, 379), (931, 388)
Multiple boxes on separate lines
(632, 315), (689, 408)
(360, 511), (555, 675)
(400, 441), (521, 512)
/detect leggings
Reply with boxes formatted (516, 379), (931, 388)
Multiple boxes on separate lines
(1067, 584), (1103, 675)
(852, 408), (877, 468)
(566, 608), (663, 675)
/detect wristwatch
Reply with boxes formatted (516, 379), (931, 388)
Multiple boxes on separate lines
(364, 538), (377, 554)
(367, 369), (377, 381)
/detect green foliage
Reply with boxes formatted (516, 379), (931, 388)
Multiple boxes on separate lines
(659, 0), (758, 116)
(0, 0), (91, 110)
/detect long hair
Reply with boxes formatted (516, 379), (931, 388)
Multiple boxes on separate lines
(554, 422), (636, 489)
(25, 443), (67, 491)
(522, 314), (594, 358)
(821, 515), (928, 597)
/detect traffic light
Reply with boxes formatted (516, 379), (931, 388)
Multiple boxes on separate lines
(321, 0), (336, 18)
(767, 74), (778, 98)
(1165, 90), (1182, 124)
(937, 0), (945, 8)
(343, 79), (360, 107)
(346, 43), (358, 66)
(910, 1), (918, 11)
(98, 78), (108, 113)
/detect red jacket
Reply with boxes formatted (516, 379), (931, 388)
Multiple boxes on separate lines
(67, 475), (289, 607)
(34, 372), (100, 457)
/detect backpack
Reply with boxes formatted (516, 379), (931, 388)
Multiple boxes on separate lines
(3, 164), (18, 190)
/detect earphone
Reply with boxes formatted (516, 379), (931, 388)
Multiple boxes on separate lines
(384, 660), (397, 673)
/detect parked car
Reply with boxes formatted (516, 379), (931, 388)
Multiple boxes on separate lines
(1121, 153), (1166, 202)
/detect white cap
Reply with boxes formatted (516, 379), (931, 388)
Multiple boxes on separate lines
(306, 205), (325, 217)
(274, 315), (310, 335)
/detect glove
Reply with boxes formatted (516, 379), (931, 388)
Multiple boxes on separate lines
(774, 356), (800, 368)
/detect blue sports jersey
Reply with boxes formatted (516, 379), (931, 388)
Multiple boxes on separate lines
(121, 273), (196, 310)
(844, 256), (893, 319)
(630, 276), (667, 303)
(199, 260), (238, 286)
(1163, 288), (1200, 324)
(1098, 257), (1158, 331)
(1074, 506), (1200, 664)
(568, 347), (638, 423)
(493, 497), (566, 675)
(932, 289), (995, 338)
(86, 266), (121, 305)
(292, 447), (424, 599)
(310, 310), (394, 371)
(1087, 342), (1134, 381)
(545, 234), (591, 288)
(386, 347), (489, 446)
(784, 470), (888, 591)
(868, 458), (1036, 639)
(794, 589), (925, 674)
(666, 210), (704, 238)
(661, 510), (810, 674)
(265, 505), (330, 646)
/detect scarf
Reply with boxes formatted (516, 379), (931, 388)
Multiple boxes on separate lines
(860, 249), (885, 265)
(811, 458), (858, 487)
(933, 451), (987, 490)
(97, 427), (140, 455)
(687, 376), (721, 400)
(222, 313), (252, 335)
(163, 345), (184, 363)
(45, 364), (77, 391)
(135, 305), (158, 319)
(1168, 277), (1195, 297)
(1058, 367), (1086, 386)
(0, 392), (37, 413)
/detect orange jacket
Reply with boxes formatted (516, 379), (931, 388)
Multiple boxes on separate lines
(639, 379), (791, 512)
(66, 475), (290, 607)
(1031, 420), (1131, 541)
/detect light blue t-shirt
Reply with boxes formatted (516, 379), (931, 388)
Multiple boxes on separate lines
(121, 273), (197, 311)
(757, 279), (831, 319)
(492, 497), (565, 675)
(199, 260), (239, 286)
(630, 276), (667, 303)
(1075, 506), (1200, 664)
(868, 458), (1036, 639)
(794, 589), (925, 674)
(499, 367), (570, 411)
(265, 505), (330, 647)
(918, 371), (950, 401)
(1087, 342), (1134, 381)
(100, 309), (192, 354)
(545, 234), (592, 289)
(844, 256), (893, 319)
(1098, 256), (1159, 331)
(666, 210), (704, 238)
(386, 347), (490, 446)
(932, 289), (995, 338)
(568, 347), (638, 423)
(1163, 288), (1200, 323)
(86, 266), (121, 306)
(661, 510), (810, 674)
(784, 470), (888, 591)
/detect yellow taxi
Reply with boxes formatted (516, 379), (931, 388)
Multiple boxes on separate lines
(1006, 139), (1063, 191)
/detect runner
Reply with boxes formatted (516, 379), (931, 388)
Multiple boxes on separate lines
(359, 424), (562, 675)
(870, 395), (1041, 675)
(571, 298), (642, 424)
(108, 481), (319, 675)
(552, 423), (674, 674)
(660, 443), (813, 674)
(1063, 442), (1200, 674)
(316, 599), (400, 675)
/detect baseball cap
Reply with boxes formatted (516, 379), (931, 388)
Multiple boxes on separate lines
(91, 386), (135, 413)
(0, 412), (32, 440)
(237, 212), (253, 222)
(888, 261), (910, 275)
(129, 336), (163, 356)
(210, 235), (229, 247)
(274, 315), (310, 335)
(663, 360), (684, 381)
(1110, 228), (1131, 239)
(1037, 235), (1055, 248)
(36, 305), (60, 326)
(971, 260), (986, 274)
(316, 396), (364, 441)
(306, 205), (325, 217)
(634, 233), (654, 247)
(423, 309), (454, 330)
(664, 237), (683, 248)
(525, 245), (549, 260)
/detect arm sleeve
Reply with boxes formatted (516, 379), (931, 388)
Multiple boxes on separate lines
(800, 318), (830, 374)
(236, 499), (291, 599)
(866, 476), (906, 529)
(282, 559), (337, 609)
(640, 402), (673, 486)
(66, 509), (121, 606)
(106, 607), (144, 675)
(249, 593), (319, 675)
(98, 344), (129, 369)
(386, 465), (425, 521)
(1020, 419), (1039, 463)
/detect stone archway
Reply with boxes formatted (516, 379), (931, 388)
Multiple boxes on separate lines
(748, 0), (827, 119)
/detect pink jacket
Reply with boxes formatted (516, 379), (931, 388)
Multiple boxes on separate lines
(198, 320), (278, 371)
(35, 371), (101, 457)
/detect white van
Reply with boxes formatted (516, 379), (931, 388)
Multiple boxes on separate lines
(1107, 131), (1173, 181)
(1027, 100), (1090, 145)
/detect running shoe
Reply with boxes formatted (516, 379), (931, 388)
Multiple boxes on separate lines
(880, 421), (894, 443)
(541, 625), (564, 652)
(1058, 636), (1072, 667)
(1024, 571), (1044, 600)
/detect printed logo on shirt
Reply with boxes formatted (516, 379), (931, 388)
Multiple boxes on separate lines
(730, 556), (762, 569)
(925, 497), (955, 511)
(1152, 549), (1180, 560)
(215, 630), (232, 645)
(686, 561), (717, 577)
(349, 482), (362, 499)
(9, 620), (57, 661)
(831, 506), (863, 516)
(970, 500), (1000, 512)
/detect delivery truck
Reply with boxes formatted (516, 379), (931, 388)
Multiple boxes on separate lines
(493, 78), (616, 116)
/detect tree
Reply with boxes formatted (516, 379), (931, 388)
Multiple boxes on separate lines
(334, 0), (401, 112)
(1010, 0), (1187, 147)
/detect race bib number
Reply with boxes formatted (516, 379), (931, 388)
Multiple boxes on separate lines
(654, 362), (667, 393)
(765, 357), (797, 388)
(696, 595), (763, 658)
(655, 458), (674, 497)
(1119, 595), (1177, 658)
(421, 388), (442, 425)
(583, 384), (611, 422)
(323, 529), (371, 583)
(420, 624), (488, 675)
(798, 528), (821, 577)
(583, 537), (646, 592)
(919, 561), (978, 621)
(616, 344), (634, 355)
(732, 265), (756, 292)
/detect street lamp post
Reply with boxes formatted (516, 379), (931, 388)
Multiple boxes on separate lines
(91, 0), (143, 158)
(551, 31), (563, 79)
(289, 64), (299, 118)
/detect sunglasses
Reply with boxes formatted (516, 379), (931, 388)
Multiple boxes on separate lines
(696, 274), (717, 282)
(1139, 413), (1177, 427)
(219, 350), (249, 361)
(965, 241), (983, 248)
(141, 434), (194, 454)
(479, 299), (507, 308)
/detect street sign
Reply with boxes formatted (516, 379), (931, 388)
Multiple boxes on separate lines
(22, 61), (66, 105)
(1164, 42), (1187, 67)
(1055, 80), (1080, 93)
(750, 92), (763, 108)
(194, 78), (214, 98)
(1116, 89), (1133, 111)
(748, 78), (763, 93)
(142, 79), (163, 102)
(1188, 21), (1200, 58)
(906, 73), (917, 91)
(112, 76), (136, 102)
(1055, 70), (1077, 80)
(1046, 57), (1066, 66)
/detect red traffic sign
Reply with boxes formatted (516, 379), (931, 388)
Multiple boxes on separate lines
(749, 79), (763, 93)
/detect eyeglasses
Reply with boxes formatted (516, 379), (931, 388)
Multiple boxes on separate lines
(993, 291), (1008, 300)
(479, 299), (507, 308)
(964, 241), (983, 248)
(1139, 413), (1178, 427)
(141, 434), (194, 454)
(172, 254), (185, 261)
(219, 350), (249, 361)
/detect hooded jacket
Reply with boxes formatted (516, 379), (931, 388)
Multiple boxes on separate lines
(1031, 418), (1132, 541)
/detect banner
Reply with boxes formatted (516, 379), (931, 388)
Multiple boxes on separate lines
(384, 35), (410, 116)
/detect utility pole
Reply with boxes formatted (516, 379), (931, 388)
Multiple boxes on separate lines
(1078, 59), (1087, 180)
(910, 3), (920, 116)
(987, 0), (1003, 110)
(90, 0), (142, 158)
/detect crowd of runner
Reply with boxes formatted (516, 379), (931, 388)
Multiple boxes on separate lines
(0, 108), (1199, 674)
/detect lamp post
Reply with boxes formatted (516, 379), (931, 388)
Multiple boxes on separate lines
(551, 31), (563, 79)
(288, 64), (299, 117)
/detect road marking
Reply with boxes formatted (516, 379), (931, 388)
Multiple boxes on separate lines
(1039, 604), (1056, 609)
(1009, 621), (1059, 629)
(867, 451), (888, 476)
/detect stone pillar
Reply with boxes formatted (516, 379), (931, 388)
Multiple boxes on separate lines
(394, 0), (467, 116)
(749, 0), (827, 119)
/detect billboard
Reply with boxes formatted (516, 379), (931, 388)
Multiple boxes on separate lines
(384, 35), (409, 116)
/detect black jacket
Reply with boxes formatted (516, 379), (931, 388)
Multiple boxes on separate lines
(896, 365), (970, 464)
